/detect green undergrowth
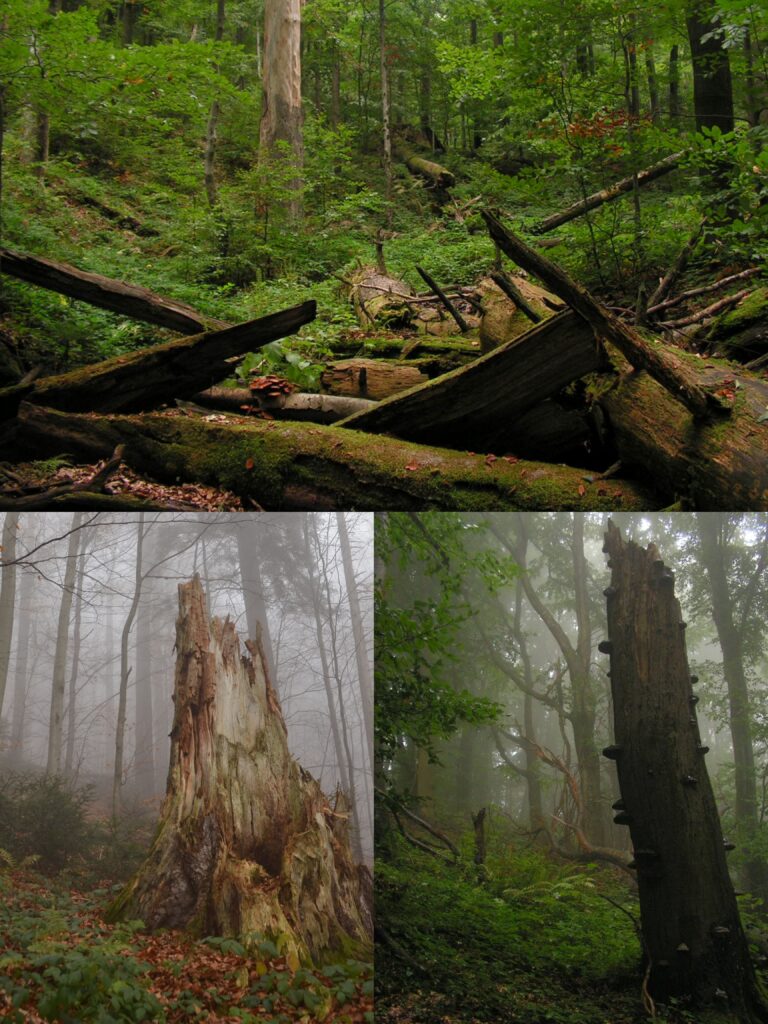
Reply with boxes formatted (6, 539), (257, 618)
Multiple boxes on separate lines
(0, 869), (373, 1023)
(375, 835), (749, 1024)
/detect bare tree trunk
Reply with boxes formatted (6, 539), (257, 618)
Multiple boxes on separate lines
(235, 519), (276, 683)
(260, 0), (303, 220)
(113, 513), (145, 818)
(134, 523), (156, 800)
(64, 546), (86, 777)
(687, 3), (734, 134)
(645, 46), (661, 124)
(0, 512), (19, 722)
(203, 0), (226, 207)
(602, 522), (768, 1021)
(108, 576), (372, 960)
(336, 513), (373, 767)
(46, 513), (82, 775)
(668, 44), (680, 122)
(10, 567), (33, 757)
(379, 0), (393, 216)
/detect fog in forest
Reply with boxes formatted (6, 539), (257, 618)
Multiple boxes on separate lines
(376, 512), (768, 1024)
(0, 512), (373, 862)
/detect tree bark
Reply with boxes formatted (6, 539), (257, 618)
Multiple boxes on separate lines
(4, 301), (315, 417)
(260, 0), (303, 220)
(320, 360), (430, 400)
(599, 364), (768, 510)
(337, 311), (601, 448)
(530, 152), (684, 234)
(687, 3), (734, 134)
(336, 512), (373, 767)
(235, 518), (276, 684)
(9, 565), (33, 758)
(192, 387), (374, 422)
(15, 402), (658, 511)
(0, 247), (229, 334)
(669, 45), (680, 122)
(63, 545), (86, 777)
(394, 141), (455, 191)
(0, 512), (19, 722)
(108, 576), (372, 961)
(46, 513), (82, 775)
(203, 0), (226, 207)
(483, 210), (728, 419)
(601, 522), (768, 1020)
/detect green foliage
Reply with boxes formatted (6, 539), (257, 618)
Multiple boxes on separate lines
(235, 341), (323, 391)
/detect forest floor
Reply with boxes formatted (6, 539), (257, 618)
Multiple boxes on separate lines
(0, 868), (373, 1023)
(375, 839), (763, 1024)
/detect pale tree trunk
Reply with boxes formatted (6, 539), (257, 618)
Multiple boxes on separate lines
(336, 513), (373, 766)
(235, 518), (276, 684)
(108, 576), (372, 962)
(260, 0), (303, 220)
(203, 0), (226, 207)
(602, 522), (768, 1021)
(134, 523), (156, 800)
(10, 569), (33, 757)
(113, 513), (145, 818)
(379, 0), (393, 213)
(46, 513), (83, 775)
(64, 545), (86, 777)
(0, 512), (19, 722)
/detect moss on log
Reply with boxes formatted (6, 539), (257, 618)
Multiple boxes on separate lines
(600, 362), (768, 509)
(15, 403), (658, 511)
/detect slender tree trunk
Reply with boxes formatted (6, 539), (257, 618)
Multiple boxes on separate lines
(10, 567), (33, 757)
(46, 513), (82, 775)
(108, 577), (372, 960)
(645, 45), (661, 124)
(668, 44), (680, 122)
(336, 513), (373, 766)
(602, 522), (768, 1021)
(203, 0), (226, 207)
(134, 523), (156, 800)
(0, 512), (19, 722)
(64, 546), (86, 777)
(260, 0), (303, 220)
(514, 579), (544, 830)
(113, 513), (145, 818)
(379, 0), (393, 215)
(330, 44), (341, 128)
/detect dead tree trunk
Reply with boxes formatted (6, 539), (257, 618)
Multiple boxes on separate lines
(108, 577), (372, 962)
(601, 522), (768, 1020)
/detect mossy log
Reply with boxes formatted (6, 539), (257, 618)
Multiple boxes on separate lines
(322, 335), (478, 362)
(394, 141), (455, 191)
(0, 247), (227, 333)
(0, 302), (316, 417)
(15, 403), (658, 510)
(348, 269), (415, 327)
(321, 359), (430, 399)
(337, 311), (602, 449)
(108, 576), (372, 962)
(477, 275), (560, 354)
(703, 286), (768, 360)
(600, 363), (768, 509)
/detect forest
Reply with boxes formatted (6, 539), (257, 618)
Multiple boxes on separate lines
(0, 0), (766, 509)
(0, 511), (374, 1022)
(376, 512), (768, 1024)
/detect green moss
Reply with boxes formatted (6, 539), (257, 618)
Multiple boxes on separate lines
(707, 286), (768, 342)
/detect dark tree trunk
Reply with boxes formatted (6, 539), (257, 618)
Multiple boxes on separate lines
(108, 577), (372, 962)
(601, 522), (768, 1020)
(687, 4), (734, 134)
(669, 45), (680, 122)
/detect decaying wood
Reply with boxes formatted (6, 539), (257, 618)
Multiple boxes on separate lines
(647, 268), (761, 316)
(108, 576), (372, 961)
(337, 311), (602, 448)
(0, 247), (228, 333)
(394, 140), (455, 191)
(659, 289), (752, 329)
(478, 275), (558, 353)
(647, 222), (704, 310)
(531, 151), (685, 234)
(323, 335), (478, 361)
(192, 387), (374, 422)
(1, 302), (316, 416)
(416, 266), (469, 332)
(483, 210), (727, 418)
(15, 403), (658, 511)
(600, 364), (768, 509)
(347, 268), (415, 327)
(321, 359), (430, 399)
(489, 270), (543, 323)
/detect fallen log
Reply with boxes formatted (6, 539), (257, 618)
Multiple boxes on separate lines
(647, 268), (761, 316)
(478, 275), (558, 353)
(482, 211), (727, 419)
(489, 270), (543, 324)
(530, 151), (685, 234)
(347, 268), (415, 327)
(394, 141), (455, 191)
(192, 387), (374, 422)
(321, 359), (430, 399)
(337, 311), (602, 448)
(659, 289), (752, 329)
(0, 247), (228, 333)
(323, 335), (478, 361)
(0, 491), (173, 510)
(600, 363), (768, 509)
(2, 301), (316, 416)
(416, 266), (469, 332)
(14, 403), (657, 511)
(647, 222), (704, 311)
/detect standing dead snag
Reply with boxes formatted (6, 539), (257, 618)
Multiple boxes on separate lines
(108, 577), (372, 963)
(601, 522), (768, 1022)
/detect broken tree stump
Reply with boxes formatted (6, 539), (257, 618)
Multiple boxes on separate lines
(601, 522), (768, 1019)
(108, 576), (372, 962)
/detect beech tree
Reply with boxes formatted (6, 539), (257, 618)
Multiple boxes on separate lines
(260, 0), (303, 219)
(0, 512), (20, 722)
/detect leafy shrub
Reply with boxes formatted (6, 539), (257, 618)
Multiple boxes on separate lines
(0, 773), (95, 874)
